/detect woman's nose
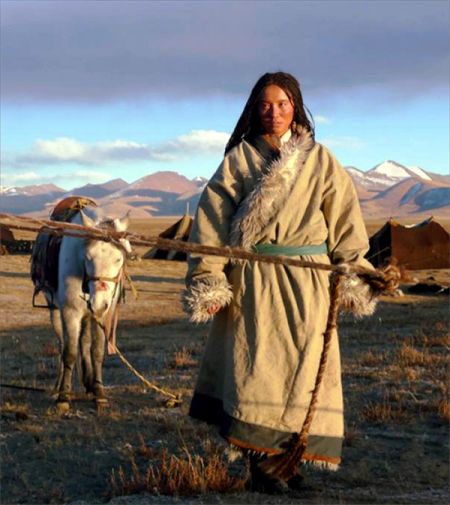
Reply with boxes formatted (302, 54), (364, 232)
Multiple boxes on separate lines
(268, 105), (280, 117)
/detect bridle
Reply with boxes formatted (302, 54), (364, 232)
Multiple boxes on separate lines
(83, 242), (127, 313)
(85, 270), (124, 286)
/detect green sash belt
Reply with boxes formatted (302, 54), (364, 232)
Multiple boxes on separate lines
(252, 241), (328, 256)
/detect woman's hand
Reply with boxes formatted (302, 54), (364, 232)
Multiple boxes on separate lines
(207, 303), (221, 315)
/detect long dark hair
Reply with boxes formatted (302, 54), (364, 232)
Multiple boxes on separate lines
(225, 72), (315, 155)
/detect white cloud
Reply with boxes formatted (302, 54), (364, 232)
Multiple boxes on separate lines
(171, 130), (230, 152)
(35, 137), (88, 161)
(1, 169), (112, 188)
(319, 136), (365, 150)
(1, 171), (42, 183)
(13, 130), (230, 167)
(314, 115), (331, 124)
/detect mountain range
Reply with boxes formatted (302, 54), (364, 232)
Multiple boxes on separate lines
(1, 162), (449, 220)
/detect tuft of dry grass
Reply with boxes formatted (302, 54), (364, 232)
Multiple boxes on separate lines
(36, 360), (54, 380)
(42, 341), (59, 357)
(397, 342), (433, 367)
(360, 393), (410, 423)
(1, 401), (29, 415)
(437, 399), (450, 422)
(169, 346), (198, 369)
(410, 322), (450, 348)
(109, 448), (247, 498)
(358, 350), (389, 367)
(134, 434), (158, 458)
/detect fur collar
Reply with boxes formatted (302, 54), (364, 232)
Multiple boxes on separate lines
(229, 127), (315, 249)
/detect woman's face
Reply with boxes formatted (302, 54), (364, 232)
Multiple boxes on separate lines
(257, 84), (295, 137)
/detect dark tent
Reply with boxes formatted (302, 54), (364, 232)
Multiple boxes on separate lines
(0, 224), (15, 245)
(143, 214), (193, 261)
(0, 224), (15, 255)
(366, 217), (450, 270)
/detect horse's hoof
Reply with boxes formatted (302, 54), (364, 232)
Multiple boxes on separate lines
(95, 397), (109, 412)
(56, 401), (70, 413)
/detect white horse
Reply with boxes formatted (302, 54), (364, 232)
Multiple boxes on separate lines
(45, 207), (132, 409)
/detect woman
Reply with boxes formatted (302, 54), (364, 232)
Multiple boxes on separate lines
(183, 72), (377, 493)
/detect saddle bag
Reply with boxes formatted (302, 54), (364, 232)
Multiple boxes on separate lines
(30, 196), (98, 307)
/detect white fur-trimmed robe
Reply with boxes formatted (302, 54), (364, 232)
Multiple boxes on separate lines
(185, 129), (375, 470)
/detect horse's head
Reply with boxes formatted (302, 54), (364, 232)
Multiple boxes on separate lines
(81, 211), (132, 320)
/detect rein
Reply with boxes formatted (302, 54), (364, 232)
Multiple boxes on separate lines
(84, 270), (123, 285)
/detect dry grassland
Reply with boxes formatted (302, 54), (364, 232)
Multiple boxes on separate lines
(0, 218), (448, 504)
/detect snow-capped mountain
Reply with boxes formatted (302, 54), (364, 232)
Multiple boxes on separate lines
(364, 160), (431, 188)
(191, 176), (208, 189)
(407, 166), (432, 181)
(0, 186), (16, 195)
(344, 161), (437, 194)
(360, 177), (450, 218)
(0, 183), (65, 196)
(0, 163), (448, 218)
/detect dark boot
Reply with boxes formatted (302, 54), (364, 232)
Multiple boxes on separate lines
(248, 454), (289, 494)
(287, 470), (304, 491)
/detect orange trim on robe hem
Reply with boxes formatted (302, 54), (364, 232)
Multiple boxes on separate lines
(226, 436), (283, 455)
(226, 436), (341, 466)
(302, 452), (341, 466)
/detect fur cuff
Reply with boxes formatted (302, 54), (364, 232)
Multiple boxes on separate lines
(339, 274), (377, 317)
(182, 276), (233, 323)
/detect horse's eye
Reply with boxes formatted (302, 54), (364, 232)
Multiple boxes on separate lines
(115, 258), (121, 263)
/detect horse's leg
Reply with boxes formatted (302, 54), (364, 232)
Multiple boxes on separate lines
(91, 320), (108, 405)
(57, 307), (82, 406)
(79, 316), (94, 394)
(48, 307), (64, 396)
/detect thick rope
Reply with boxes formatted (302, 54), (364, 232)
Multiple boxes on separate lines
(0, 213), (400, 293)
(112, 344), (182, 407)
(1, 351), (181, 408)
(258, 273), (344, 480)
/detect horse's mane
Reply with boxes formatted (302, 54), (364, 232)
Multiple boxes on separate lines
(74, 207), (131, 253)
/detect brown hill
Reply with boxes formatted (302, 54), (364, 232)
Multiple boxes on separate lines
(361, 177), (450, 218)
(12, 184), (65, 196)
(65, 178), (129, 199)
(352, 179), (377, 200)
(126, 171), (197, 194)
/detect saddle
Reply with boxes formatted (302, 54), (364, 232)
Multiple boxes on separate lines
(31, 197), (98, 304)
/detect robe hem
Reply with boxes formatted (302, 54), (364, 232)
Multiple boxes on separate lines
(189, 391), (343, 468)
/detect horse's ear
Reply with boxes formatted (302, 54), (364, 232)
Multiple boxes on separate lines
(80, 211), (95, 228)
(114, 210), (130, 232)
(119, 238), (132, 254)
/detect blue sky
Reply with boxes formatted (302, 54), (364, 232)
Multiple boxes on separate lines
(1, 0), (449, 189)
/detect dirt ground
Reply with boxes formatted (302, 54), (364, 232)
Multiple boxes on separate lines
(0, 218), (449, 504)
